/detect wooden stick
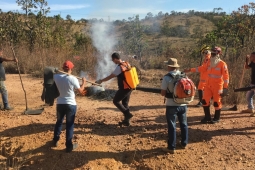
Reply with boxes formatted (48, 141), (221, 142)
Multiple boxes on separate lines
(56, 70), (102, 87)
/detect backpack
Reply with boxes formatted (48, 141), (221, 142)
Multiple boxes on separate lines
(165, 72), (196, 104)
(119, 61), (139, 89)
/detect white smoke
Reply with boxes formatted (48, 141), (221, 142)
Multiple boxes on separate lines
(90, 22), (117, 80)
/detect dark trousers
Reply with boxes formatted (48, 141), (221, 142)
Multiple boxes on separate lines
(53, 104), (77, 148)
(166, 105), (188, 150)
(113, 89), (132, 115)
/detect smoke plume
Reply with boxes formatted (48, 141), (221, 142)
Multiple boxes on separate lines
(90, 22), (117, 80)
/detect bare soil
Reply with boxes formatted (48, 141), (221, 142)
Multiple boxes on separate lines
(0, 74), (255, 170)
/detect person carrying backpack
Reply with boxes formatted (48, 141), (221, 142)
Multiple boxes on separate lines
(95, 52), (133, 127)
(161, 58), (189, 154)
(184, 47), (229, 124)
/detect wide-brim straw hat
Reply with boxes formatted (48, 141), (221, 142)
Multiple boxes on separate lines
(164, 58), (180, 68)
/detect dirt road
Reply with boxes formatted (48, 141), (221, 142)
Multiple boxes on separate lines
(0, 74), (255, 170)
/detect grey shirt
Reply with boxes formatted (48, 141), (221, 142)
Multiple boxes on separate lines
(0, 57), (6, 81)
(161, 70), (187, 106)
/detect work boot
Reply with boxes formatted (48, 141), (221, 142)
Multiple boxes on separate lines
(2, 106), (14, 111)
(118, 119), (130, 127)
(66, 143), (78, 153)
(196, 90), (203, 107)
(211, 109), (221, 124)
(201, 106), (211, 124)
(196, 102), (203, 107)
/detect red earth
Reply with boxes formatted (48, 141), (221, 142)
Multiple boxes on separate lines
(0, 74), (255, 170)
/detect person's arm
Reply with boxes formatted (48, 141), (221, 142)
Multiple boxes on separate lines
(245, 55), (252, 69)
(161, 76), (167, 96)
(1, 57), (18, 62)
(222, 62), (229, 88)
(95, 65), (120, 84)
(101, 74), (116, 82)
(77, 77), (86, 95)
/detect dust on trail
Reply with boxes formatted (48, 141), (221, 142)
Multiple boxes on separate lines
(0, 74), (255, 170)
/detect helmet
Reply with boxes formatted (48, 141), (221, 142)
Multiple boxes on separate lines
(211, 47), (222, 54)
(200, 45), (210, 53)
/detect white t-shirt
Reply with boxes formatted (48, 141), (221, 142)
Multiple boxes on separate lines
(53, 74), (80, 105)
(161, 70), (187, 106)
(112, 61), (127, 76)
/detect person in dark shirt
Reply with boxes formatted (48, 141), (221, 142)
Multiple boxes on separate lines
(241, 52), (255, 116)
(95, 52), (133, 127)
(0, 48), (18, 110)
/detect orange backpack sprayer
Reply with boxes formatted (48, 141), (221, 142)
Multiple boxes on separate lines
(120, 61), (139, 89)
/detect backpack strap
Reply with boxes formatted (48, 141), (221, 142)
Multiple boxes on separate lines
(119, 61), (132, 89)
(165, 73), (174, 98)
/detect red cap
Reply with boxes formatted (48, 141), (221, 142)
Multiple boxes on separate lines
(62, 60), (74, 70)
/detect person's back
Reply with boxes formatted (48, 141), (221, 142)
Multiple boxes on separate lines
(52, 60), (86, 153)
(54, 74), (79, 105)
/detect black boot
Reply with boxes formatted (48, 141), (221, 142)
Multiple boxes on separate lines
(201, 106), (211, 124)
(196, 90), (203, 107)
(119, 110), (133, 127)
(211, 110), (221, 124)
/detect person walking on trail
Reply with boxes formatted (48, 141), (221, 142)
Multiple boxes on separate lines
(53, 60), (86, 153)
(184, 47), (229, 124)
(161, 58), (188, 154)
(241, 52), (255, 116)
(95, 52), (133, 127)
(189, 46), (211, 107)
(0, 48), (18, 110)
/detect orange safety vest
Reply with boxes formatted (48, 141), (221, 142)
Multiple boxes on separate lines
(191, 53), (211, 83)
(193, 59), (229, 88)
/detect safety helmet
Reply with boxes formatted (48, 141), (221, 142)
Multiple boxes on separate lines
(211, 46), (222, 54)
(200, 45), (210, 54)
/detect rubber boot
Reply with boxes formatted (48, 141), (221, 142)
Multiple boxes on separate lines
(119, 110), (133, 127)
(1, 92), (13, 110)
(196, 90), (203, 107)
(200, 106), (211, 124)
(211, 109), (221, 124)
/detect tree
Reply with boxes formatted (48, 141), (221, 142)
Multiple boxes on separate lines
(66, 14), (72, 20)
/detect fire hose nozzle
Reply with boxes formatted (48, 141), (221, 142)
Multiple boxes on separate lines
(55, 69), (102, 87)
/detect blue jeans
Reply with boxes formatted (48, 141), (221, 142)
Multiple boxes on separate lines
(53, 104), (77, 148)
(246, 88), (255, 109)
(165, 105), (188, 150)
(0, 81), (9, 108)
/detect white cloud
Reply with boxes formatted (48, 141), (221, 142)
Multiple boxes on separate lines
(50, 4), (91, 11)
(0, 2), (90, 12)
(0, 2), (20, 11)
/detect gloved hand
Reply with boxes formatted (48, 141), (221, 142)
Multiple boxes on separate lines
(95, 79), (102, 84)
(221, 88), (228, 97)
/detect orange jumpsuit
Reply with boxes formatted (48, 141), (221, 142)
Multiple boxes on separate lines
(190, 53), (211, 90)
(193, 60), (229, 110)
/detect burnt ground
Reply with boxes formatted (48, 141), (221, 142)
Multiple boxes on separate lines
(0, 74), (255, 170)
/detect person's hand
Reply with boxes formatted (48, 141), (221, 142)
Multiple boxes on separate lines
(13, 58), (18, 62)
(220, 88), (228, 97)
(183, 68), (191, 73)
(95, 79), (102, 84)
(246, 55), (250, 63)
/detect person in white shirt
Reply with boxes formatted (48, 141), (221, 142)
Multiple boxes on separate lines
(53, 60), (86, 153)
(95, 52), (133, 127)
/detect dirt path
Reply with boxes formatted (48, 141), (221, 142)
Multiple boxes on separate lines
(0, 74), (255, 170)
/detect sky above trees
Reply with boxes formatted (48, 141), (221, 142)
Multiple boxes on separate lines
(0, 0), (253, 20)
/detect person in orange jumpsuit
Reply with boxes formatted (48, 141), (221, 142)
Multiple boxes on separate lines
(184, 47), (229, 124)
(190, 47), (211, 107)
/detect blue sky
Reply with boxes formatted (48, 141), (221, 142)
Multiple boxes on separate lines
(0, 0), (253, 21)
